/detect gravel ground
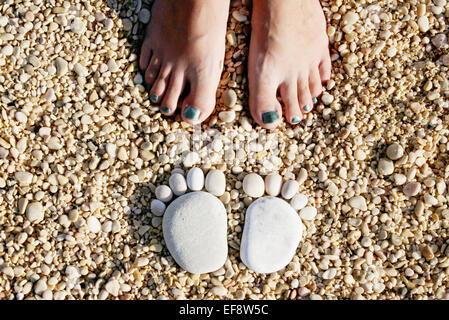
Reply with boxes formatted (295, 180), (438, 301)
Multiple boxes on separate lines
(1, 0), (449, 300)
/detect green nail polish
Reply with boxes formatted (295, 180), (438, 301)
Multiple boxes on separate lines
(262, 111), (279, 124)
(150, 94), (159, 103)
(313, 97), (318, 104)
(184, 105), (200, 120)
(292, 116), (302, 124)
(161, 106), (170, 113)
(303, 105), (312, 113)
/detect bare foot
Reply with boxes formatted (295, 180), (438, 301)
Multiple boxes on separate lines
(248, 0), (332, 129)
(140, 0), (230, 125)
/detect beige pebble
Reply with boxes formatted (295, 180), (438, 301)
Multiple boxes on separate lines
(223, 89), (237, 108)
(386, 143), (404, 160)
(26, 202), (44, 223)
(403, 182), (421, 197)
(377, 158), (394, 176)
(54, 57), (68, 76)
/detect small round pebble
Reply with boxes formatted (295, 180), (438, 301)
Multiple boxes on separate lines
(87, 216), (101, 233)
(377, 158), (394, 176)
(205, 170), (226, 197)
(26, 202), (44, 223)
(281, 180), (299, 199)
(243, 173), (264, 198)
(186, 167), (204, 191)
(290, 193), (308, 210)
(223, 89), (237, 107)
(155, 185), (173, 202)
(218, 110), (236, 123)
(403, 182), (421, 197)
(169, 173), (187, 196)
(265, 173), (282, 196)
(386, 143), (404, 160)
(151, 199), (166, 216)
(299, 206), (317, 221)
(54, 57), (68, 76)
(348, 196), (368, 211)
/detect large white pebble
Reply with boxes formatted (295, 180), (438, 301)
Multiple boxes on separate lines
(281, 180), (299, 199)
(151, 199), (166, 216)
(240, 197), (303, 273)
(163, 191), (228, 274)
(243, 173), (264, 198)
(299, 206), (317, 221)
(265, 173), (282, 196)
(205, 170), (226, 196)
(155, 185), (173, 202)
(87, 216), (101, 233)
(26, 202), (44, 223)
(169, 173), (187, 196)
(290, 193), (308, 210)
(186, 167), (204, 191)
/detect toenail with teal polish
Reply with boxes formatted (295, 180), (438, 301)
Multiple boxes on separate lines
(161, 106), (170, 114)
(150, 94), (159, 103)
(184, 105), (200, 120)
(303, 105), (312, 113)
(313, 97), (318, 104)
(292, 116), (302, 124)
(262, 111), (279, 124)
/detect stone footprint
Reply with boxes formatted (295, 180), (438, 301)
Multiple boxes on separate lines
(157, 169), (316, 274)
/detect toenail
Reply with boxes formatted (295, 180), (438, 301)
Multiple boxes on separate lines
(303, 105), (312, 113)
(313, 97), (318, 104)
(262, 111), (279, 124)
(184, 105), (200, 121)
(161, 106), (170, 114)
(150, 94), (159, 103)
(291, 116), (302, 124)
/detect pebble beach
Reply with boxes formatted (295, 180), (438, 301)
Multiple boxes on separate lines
(1, 0), (449, 300)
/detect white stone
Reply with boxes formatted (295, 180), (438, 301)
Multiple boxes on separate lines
(291, 193), (308, 210)
(265, 173), (282, 196)
(418, 16), (430, 33)
(218, 110), (236, 123)
(240, 197), (303, 273)
(243, 173), (264, 198)
(348, 196), (368, 211)
(15, 111), (27, 123)
(163, 191), (227, 274)
(151, 199), (166, 216)
(87, 216), (101, 233)
(211, 286), (228, 296)
(15, 171), (33, 185)
(168, 173), (187, 196)
(54, 57), (68, 76)
(183, 151), (199, 167)
(281, 180), (299, 199)
(105, 279), (120, 297)
(186, 167), (204, 191)
(205, 170), (226, 196)
(377, 158), (394, 176)
(155, 185), (173, 202)
(70, 18), (85, 34)
(0, 16), (8, 27)
(34, 279), (47, 295)
(403, 182), (421, 197)
(26, 202), (44, 223)
(299, 206), (317, 221)
(65, 266), (80, 280)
